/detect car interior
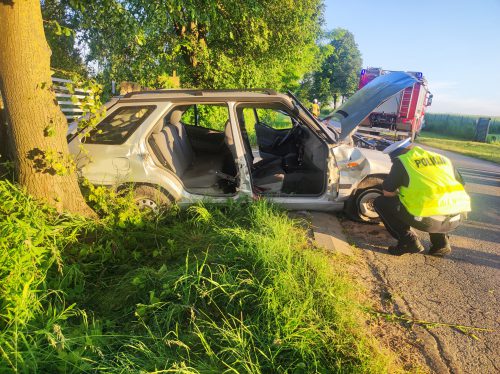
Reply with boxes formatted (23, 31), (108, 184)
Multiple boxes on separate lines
(147, 104), (239, 196)
(146, 102), (328, 197)
(235, 103), (328, 196)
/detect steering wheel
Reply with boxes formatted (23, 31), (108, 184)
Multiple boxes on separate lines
(276, 125), (300, 148)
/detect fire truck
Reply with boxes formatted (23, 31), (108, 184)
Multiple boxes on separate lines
(357, 67), (432, 139)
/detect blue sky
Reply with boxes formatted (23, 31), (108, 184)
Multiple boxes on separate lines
(324, 0), (500, 116)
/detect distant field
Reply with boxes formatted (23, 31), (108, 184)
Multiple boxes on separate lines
(424, 113), (500, 140)
(417, 131), (500, 164)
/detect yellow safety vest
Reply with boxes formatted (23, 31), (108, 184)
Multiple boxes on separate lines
(398, 147), (471, 217)
(311, 103), (320, 117)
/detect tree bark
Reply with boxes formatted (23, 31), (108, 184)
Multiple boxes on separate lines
(173, 19), (207, 87)
(0, 0), (95, 217)
(0, 91), (11, 162)
(333, 93), (338, 109)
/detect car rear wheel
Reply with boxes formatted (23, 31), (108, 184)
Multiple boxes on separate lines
(344, 177), (384, 223)
(133, 185), (172, 213)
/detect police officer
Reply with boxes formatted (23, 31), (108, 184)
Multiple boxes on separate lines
(374, 138), (471, 256)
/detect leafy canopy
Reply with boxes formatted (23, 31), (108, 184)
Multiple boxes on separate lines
(299, 28), (362, 105)
(47, 0), (324, 90)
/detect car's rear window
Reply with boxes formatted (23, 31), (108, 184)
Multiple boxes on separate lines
(83, 106), (155, 144)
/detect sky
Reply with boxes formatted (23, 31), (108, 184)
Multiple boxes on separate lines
(324, 0), (500, 116)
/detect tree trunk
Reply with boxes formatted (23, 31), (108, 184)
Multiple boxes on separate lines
(0, 0), (95, 217)
(0, 91), (11, 162)
(173, 20), (207, 87)
(333, 93), (338, 109)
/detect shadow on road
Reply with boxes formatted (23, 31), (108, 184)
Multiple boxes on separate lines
(446, 246), (500, 270)
(342, 218), (500, 271)
(452, 220), (500, 241)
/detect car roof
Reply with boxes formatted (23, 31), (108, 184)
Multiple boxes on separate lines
(120, 89), (289, 101)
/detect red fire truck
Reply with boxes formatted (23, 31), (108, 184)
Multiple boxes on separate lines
(358, 67), (432, 139)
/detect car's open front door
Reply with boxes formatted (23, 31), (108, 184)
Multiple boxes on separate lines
(253, 108), (298, 157)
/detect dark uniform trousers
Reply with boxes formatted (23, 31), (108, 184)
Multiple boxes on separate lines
(374, 196), (462, 247)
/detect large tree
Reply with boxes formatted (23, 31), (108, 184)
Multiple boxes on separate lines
(59, 0), (323, 90)
(0, 0), (94, 216)
(0, 92), (9, 164)
(300, 28), (362, 108)
(324, 28), (362, 106)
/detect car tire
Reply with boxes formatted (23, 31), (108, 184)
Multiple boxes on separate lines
(344, 177), (384, 223)
(133, 185), (172, 212)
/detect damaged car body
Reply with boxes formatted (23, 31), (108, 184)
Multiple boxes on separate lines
(68, 72), (419, 222)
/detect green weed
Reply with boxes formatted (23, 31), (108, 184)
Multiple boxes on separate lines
(0, 180), (398, 373)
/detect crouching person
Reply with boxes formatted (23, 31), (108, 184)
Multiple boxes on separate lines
(374, 138), (471, 256)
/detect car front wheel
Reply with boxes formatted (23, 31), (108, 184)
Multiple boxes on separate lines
(344, 177), (384, 223)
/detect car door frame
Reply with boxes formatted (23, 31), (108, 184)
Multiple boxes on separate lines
(230, 100), (341, 211)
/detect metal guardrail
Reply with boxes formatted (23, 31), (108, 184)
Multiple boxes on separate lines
(52, 77), (93, 121)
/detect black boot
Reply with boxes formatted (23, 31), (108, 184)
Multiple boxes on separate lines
(388, 238), (424, 256)
(429, 234), (451, 257)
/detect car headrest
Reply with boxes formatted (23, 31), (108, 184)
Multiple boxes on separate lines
(169, 110), (183, 125)
(151, 120), (163, 134)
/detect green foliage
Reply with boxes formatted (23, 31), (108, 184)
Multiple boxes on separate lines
(0, 180), (396, 373)
(80, 180), (143, 225)
(299, 28), (362, 105)
(42, 1), (87, 76)
(181, 104), (229, 131)
(486, 134), (500, 144)
(424, 113), (500, 140)
(0, 180), (92, 371)
(49, 0), (323, 91)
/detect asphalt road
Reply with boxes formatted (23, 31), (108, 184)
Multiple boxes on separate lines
(342, 147), (500, 374)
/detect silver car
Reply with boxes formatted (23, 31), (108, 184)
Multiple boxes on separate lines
(68, 72), (418, 222)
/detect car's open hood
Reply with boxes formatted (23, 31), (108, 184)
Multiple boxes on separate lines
(325, 72), (418, 141)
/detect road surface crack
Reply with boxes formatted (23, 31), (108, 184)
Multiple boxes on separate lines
(365, 251), (461, 373)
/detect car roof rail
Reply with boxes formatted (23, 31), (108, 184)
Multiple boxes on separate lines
(123, 88), (278, 98)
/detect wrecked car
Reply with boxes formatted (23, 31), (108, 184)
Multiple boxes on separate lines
(68, 72), (418, 222)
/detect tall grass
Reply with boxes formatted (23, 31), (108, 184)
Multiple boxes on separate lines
(0, 180), (397, 373)
(424, 113), (500, 140)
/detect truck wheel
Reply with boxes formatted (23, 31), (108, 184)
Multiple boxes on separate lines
(133, 185), (172, 212)
(344, 177), (384, 223)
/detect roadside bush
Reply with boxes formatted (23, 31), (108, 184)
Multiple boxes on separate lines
(0, 180), (395, 373)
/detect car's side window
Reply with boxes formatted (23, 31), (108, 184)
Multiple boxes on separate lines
(180, 104), (229, 131)
(84, 106), (155, 144)
(238, 106), (295, 147)
(255, 108), (293, 130)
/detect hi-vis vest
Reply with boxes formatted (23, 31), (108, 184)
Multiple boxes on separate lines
(397, 147), (471, 217)
(311, 103), (320, 116)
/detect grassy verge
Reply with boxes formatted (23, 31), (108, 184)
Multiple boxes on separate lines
(417, 131), (500, 164)
(0, 180), (401, 373)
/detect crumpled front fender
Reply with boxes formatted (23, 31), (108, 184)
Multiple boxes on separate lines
(333, 145), (391, 200)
